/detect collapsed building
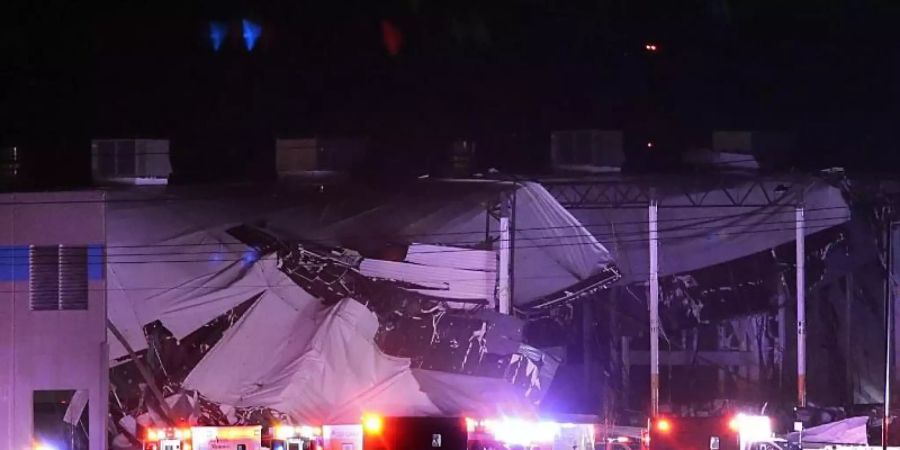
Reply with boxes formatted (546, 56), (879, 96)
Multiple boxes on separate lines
(92, 165), (873, 447)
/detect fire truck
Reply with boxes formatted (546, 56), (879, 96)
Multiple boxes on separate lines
(361, 415), (469, 450)
(143, 426), (263, 450)
(358, 414), (596, 450)
(647, 414), (774, 450)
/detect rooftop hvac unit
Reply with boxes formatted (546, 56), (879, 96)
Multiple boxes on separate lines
(711, 131), (795, 170)
(551, 130), (624, 172)
(91, 139), (171, 185)
(275, 138), (367, 176)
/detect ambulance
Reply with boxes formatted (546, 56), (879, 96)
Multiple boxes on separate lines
(143, 426), (262, 450)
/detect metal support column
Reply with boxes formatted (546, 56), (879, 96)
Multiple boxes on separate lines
(796, 205), (807, 407)
(498, 217), (512, 314)
(846, 274), (854, 404)
(883, 216), (893, 450)
(649, 199), (660, 417)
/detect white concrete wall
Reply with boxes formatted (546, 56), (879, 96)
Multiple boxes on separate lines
(0, 191), (108, 450)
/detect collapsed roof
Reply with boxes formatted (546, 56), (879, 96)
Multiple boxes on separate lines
(106, 180), (619, 427)
(104, 174), (852, 435)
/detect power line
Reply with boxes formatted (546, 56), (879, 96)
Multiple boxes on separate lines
(0, 204), (850, 256)
(0, 217), (845, 268)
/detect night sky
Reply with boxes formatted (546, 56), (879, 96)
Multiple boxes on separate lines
(4, 0), (900, 187)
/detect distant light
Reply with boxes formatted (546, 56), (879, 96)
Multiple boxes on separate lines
(242, 19), (262, 51)
(644, 43), (658, 52)
(646, 141), (654, 148)
(209, 21), (227, 51)
(381, 20), (403, 56)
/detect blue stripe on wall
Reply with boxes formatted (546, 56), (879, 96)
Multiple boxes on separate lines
(0, 245), (105, 281)
(0, 245), (29, 281)
(88, 245), (105, 280)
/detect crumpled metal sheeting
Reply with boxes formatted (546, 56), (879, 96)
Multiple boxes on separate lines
(616, 227), (843, 334)
(241, 233), (559, 407)
(270, 236), (558, 401)
(108, 299), (269, 442)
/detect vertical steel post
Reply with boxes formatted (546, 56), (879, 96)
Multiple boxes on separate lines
(649, 199), (660, 417)
(846, 274), (854, 404)
(498, 217), (511, 315)
(883, 216), (893, 450)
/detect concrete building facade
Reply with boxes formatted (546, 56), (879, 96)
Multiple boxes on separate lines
(0, 191), (107, 450)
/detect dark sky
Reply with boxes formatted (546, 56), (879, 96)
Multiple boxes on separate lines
(3, 0), (900, 186)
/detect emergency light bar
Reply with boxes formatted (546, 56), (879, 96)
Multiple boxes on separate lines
(465, 417), (595, 446)
(732, 414), (772, 441)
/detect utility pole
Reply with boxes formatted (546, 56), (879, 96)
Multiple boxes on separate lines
(796, 205), (807, 407)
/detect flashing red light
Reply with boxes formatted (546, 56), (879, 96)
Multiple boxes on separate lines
(656, 419), (671, 433)
(381, 20), (404, 56)
(363, 414), (383, 434)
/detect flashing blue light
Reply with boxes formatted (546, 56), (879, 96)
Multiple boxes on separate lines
(242, 19), (261, 51)
(274, 445), (285, 450)
(241, 249), (259, 267)
(209, 21), (227, 51)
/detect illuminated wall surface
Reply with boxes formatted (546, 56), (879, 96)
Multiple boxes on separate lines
(0, 191), (108, 450)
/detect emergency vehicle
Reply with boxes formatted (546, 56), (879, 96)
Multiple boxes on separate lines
(361, 415), (469, 450)
(143, 426), (262, 450)
(648, 414), (773, 450)
(358, 413), (596, 450)
(263, 425), (325, 450)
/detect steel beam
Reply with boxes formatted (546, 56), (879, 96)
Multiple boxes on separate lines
(543, 175), (810, 209)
